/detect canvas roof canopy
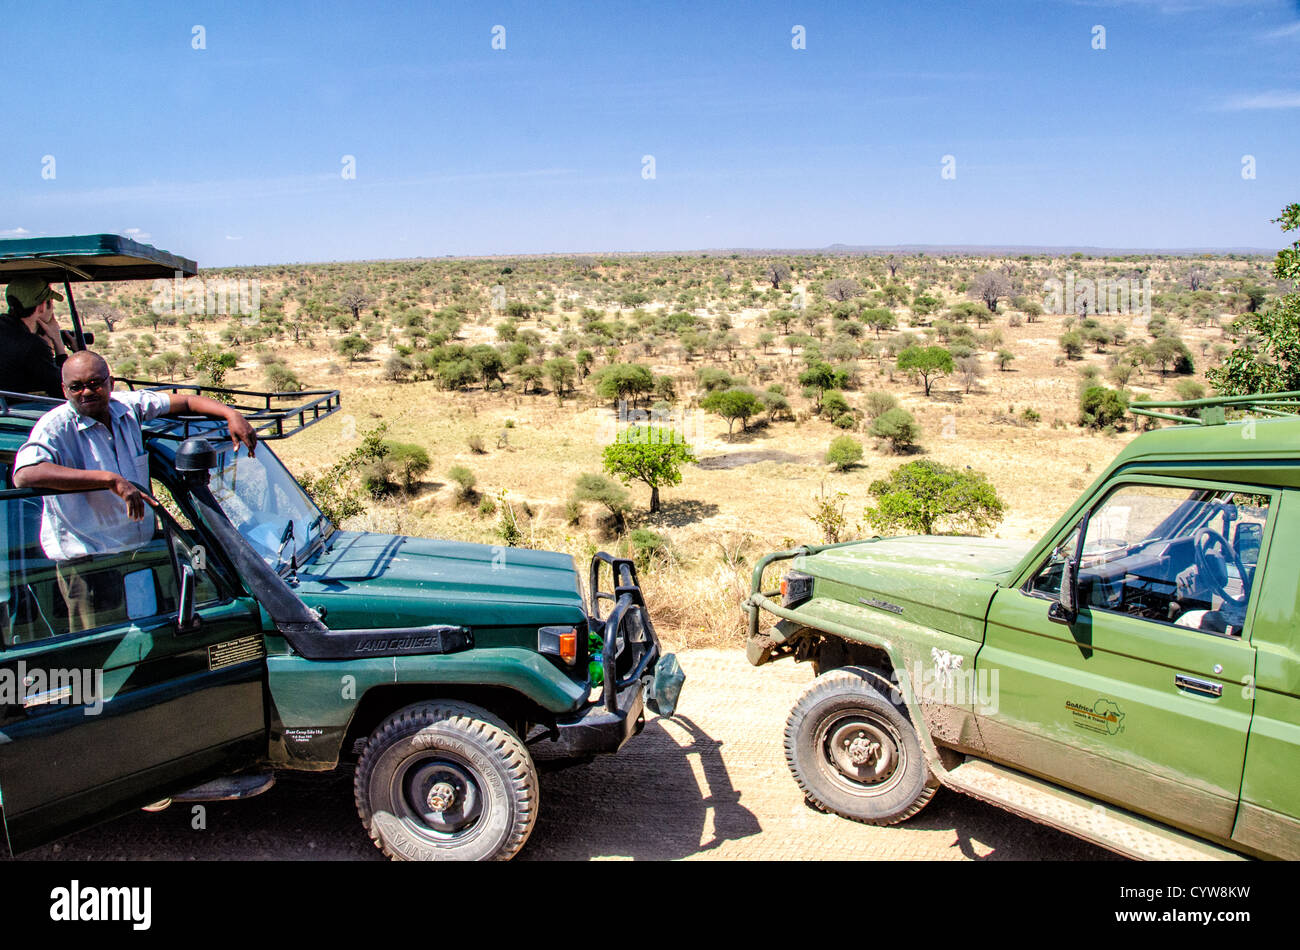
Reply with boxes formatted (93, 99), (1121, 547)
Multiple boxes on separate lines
(0, 234), (197, 283)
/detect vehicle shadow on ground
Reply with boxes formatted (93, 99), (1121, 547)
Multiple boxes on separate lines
(892, 786), (1120, 860)
(16, 769), (384, 861)
(523, 714), (762, 860)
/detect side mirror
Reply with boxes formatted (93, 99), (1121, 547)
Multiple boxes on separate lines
(1233, 522), (1262, 568)
(1049, 540), (1080, 625)
(178, 565), (199, 632)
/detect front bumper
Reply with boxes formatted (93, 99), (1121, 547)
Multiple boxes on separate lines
(541, 554), (685, 756)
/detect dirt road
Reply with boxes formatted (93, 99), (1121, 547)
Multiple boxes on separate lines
(20, 649), (1112, 861)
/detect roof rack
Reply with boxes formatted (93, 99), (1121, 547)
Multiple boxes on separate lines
(1129, 391), (1300, 427)
(116, 379), (343, 441)
(0, 383), (342, 442)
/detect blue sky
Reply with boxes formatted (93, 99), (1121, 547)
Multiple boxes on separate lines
(4, 0), (1298, 265)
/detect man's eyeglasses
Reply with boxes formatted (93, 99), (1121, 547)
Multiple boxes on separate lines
(66, 377), (108, 394)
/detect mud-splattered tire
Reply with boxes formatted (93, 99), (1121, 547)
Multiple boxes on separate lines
(784, 667), (937, 825)
(354, 702), (538, 861)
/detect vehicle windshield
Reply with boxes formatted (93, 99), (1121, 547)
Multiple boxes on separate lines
(208, 444), (329, 569)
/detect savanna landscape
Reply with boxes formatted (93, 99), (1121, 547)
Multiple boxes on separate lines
(69, 246), (1286, 649)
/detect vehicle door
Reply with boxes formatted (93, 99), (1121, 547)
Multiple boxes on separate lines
(976, 477), (1267, 840)
(0, 487), (267, 853)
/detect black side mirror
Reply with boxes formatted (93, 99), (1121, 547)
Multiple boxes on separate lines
(1233, 522), (1262, 568)
(178, 564), (199, 632)
(1049, 537), (1080, 626)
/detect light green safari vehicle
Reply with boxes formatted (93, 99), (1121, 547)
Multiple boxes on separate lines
(746, 393), (1300, 860)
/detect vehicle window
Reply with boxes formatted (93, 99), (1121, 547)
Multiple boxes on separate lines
(2, 495), (180, 647)
(1029, 484), (1268, 637)
(208, 446), (328, 569)
(151, 479), (222, 605)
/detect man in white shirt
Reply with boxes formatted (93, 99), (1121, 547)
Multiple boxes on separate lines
(13, 350), (258, 629)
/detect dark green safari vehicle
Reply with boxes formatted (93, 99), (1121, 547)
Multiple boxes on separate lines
(0, 236), (683, 860)
(747, 393), (1300, 860)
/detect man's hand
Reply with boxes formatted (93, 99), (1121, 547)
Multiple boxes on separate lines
(33, 308), (67, 356)
(167, 393), (258, 457)
(227, 411), (258, 457)
(110, 474), (147, 521)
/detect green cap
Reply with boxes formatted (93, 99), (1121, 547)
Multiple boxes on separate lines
(5, 276), (65, 309)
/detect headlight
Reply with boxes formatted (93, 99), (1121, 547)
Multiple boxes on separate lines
(781, 570), (814, 608)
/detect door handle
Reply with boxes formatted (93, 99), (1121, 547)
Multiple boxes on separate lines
(1175, 674), (1223, 698)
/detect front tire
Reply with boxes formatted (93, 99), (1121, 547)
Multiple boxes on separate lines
(355, 701), (538, 861)
(784, 667), (937, 825)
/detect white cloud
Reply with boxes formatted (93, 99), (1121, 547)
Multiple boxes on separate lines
(1221, 90), (1300, 109)
(120, 227), (152, 242)
(1262, 20), (1300, 37)
(0, 227), (32, 238)
(225, 235), (244, 241)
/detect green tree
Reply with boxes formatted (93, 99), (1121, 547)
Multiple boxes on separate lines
(896, 345), (953, 396)
(862, 308), (897, 338)
(571, 472), (632, 530)
(701, 388), (763, 440)
(594, 363), (655, 407)
(335, 334), (372, 363)
(1058, 331), (1085, 360)
(1079, 385), (1129, 429)
(864, 459), (1005, 535)
(825, 435), (864, 471)
(602, 425), (696, 513)
(544, 356), (577, 397)
(1208, 204), (1300, 395)
(869, 407), (921, 452)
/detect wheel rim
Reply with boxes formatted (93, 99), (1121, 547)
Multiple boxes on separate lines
(391, 753), (487, 841)
(815, 711), (905, 796)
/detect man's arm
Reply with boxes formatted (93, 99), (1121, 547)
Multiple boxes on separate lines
(165, 393), (258, 456)
(12, 462), (148, 519)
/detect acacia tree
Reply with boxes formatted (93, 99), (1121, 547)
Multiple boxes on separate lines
(701, 388), (762, 440)
(896, 345), (953, 396)
(602, 425), (696, 513)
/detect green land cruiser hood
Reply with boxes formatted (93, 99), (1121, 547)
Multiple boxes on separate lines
(289, 531), (587, 634)
(799, 535), (1034, 641)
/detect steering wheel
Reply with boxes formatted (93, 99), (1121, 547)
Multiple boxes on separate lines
(1193, 528), (1246, 605)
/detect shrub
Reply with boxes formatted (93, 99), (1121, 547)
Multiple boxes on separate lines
(263, 363), (302, 393)
(821, 390), (851, 420)
(869, 408), (921, 452)
(833, 412), (857, 429)
(572, 473), (632, 529)
(448, 465), (477, 502)
(386, 441), (431, 491)
(862, 390), (898, 420)
(626, 528), (669, 570)
(825, 435), (864, 471)
(1079, 385), (1129, 429)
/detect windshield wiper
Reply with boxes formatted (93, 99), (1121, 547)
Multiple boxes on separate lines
(275, 519), (298, 579)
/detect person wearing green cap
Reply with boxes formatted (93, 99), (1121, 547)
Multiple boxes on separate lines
(1, 276), (70, 398)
